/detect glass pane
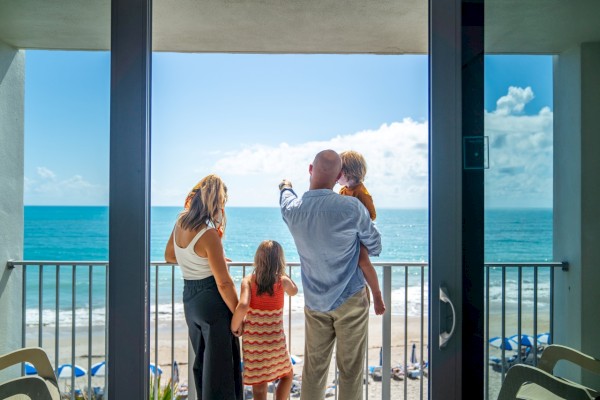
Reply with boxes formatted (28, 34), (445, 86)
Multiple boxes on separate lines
(484, 1), (600, 398)
(483, 53), (554, 399)
(153, 4), (430, 399)
(0, 1), (110, 398)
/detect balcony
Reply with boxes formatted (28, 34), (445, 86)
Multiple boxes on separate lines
(6, 260), (565, 400)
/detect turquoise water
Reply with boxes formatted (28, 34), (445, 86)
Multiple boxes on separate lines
(23, 206), (552, 325)
(25, 206), (552, 261)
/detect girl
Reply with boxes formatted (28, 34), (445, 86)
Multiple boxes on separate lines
(231, 240), (298, 400)
(164, 174), (242, 399)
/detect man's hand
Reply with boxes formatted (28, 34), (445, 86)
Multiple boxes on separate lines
(279, 179), (293, 191)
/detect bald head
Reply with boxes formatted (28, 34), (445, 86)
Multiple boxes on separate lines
(309, 150), (342, 190)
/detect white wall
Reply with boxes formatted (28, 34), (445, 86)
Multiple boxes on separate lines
(554, 41), (600, 387)
(0, 40), (24, 378)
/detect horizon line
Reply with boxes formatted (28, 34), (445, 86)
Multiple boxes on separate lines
(23, 204), (553, 210)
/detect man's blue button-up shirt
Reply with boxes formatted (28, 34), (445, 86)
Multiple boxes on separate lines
(280, 188), (382, 312)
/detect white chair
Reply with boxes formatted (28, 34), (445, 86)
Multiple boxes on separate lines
(0, 347), (61, 400)
(497, 344), (600, 400)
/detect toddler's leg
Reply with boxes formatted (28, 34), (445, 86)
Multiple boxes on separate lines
(358, 245), (372, 299)
(359, 244), (386, 315)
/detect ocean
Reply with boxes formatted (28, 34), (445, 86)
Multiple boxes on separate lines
(23, 206), (553, 326)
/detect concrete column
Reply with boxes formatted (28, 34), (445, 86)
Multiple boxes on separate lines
(554, 42), (600, 387)
(0, 41), (25, 378)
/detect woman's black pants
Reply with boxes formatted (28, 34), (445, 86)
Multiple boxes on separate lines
(183, 277), (242, 400)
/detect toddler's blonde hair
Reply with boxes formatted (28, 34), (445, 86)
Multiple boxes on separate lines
(340, 150), (367, 184)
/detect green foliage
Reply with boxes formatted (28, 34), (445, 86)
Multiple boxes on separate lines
(150, 373), (181, 400)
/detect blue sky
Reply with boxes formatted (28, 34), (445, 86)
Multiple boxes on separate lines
(24, 51), (553, 208)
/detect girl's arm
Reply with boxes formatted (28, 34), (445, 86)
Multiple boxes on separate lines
(164, 228), (177, 264)
(231, 276), (251, 336)
(281, 275), (298, 296)
(203, 229), (239, 314)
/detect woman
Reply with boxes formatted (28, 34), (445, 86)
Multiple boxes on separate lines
(164, 174), (242, 399)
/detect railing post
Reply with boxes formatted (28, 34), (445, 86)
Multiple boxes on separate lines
(55, 265), (60, 371)
(188, 339), (196, 400)
(38, 265), (43, 348)
(382, 265), (392, 399)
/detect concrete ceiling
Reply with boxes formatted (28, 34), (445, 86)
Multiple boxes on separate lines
(485, 1), (600, 54)
(0, 0), (598, 54)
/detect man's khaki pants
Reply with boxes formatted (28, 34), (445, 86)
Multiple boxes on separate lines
(301, 288), (369, 400)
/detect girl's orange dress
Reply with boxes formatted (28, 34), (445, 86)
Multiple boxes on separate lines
(242, 277), (293, 385)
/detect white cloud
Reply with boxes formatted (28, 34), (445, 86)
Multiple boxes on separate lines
(36, 166), (56, 180)
(152, 87), (552, 209)
(208, 119), (429, 208)
(485, 87), (553, 208)
(494, 86), (535, 116)
(25, 168), (107, 205)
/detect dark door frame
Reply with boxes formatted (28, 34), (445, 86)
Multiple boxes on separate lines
(429, 0), (484, 398)
(107, 0), (152, 398)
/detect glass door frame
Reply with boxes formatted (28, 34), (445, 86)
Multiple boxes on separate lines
(105, 0), (487, 396)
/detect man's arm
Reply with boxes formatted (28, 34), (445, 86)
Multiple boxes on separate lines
(356, 202), (382, 256)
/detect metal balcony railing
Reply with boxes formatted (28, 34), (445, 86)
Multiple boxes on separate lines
(484, 262), (567, 400)
(7, 260), (566, 400)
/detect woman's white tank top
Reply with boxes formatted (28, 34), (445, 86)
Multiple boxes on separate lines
(173, 226), (213, 280)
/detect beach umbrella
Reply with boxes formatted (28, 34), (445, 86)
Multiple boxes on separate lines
(149, 362), (163, 376)
(410, 343), (418, 365)
(56, 364), (87, 379)
(290, 354), (302, 365)
(489, 336), (519, 351)
(24, 362), (37, 375)
(510, 334), (540, 348)
(172, 361), (179, 384)
(537, 332), (551, 345)
(91, 361), (162, 377)
(90, 361), (106, 377)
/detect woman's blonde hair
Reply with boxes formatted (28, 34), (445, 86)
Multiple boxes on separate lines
(340, 150), (367, 184)
(254, 240), (286, 296)
(179, 174), (228, 233)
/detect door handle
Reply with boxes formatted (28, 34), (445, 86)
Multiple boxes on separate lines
(439, 286), (456, 349)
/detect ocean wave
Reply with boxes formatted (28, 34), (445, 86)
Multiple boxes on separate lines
(24, 277), (553, 327)
(25, 286), (435, 327)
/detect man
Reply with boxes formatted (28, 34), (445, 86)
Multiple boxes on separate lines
(279, 149), (382, 400)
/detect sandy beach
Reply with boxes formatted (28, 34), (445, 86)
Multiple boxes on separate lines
(26, 312), (430, 399)
(25, 307), (548, 399)
(151, 312), (430, 399)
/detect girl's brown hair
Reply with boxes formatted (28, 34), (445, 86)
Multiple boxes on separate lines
(340, 150), (367, 184)
(179, 174), (228, 233)
(254, 240), (286, 296)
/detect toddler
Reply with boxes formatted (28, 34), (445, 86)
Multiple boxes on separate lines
(339, 150), (386, 315)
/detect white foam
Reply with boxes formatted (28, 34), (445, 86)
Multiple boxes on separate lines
(25, 279), (551, 327)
